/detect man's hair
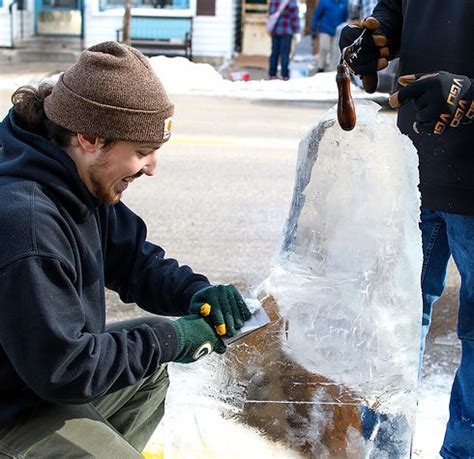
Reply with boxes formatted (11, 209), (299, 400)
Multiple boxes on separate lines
(11, 84), (113, 150)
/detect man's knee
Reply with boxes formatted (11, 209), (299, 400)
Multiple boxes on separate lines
(0, 404), (143, 458)
(144, 364), (170, 393)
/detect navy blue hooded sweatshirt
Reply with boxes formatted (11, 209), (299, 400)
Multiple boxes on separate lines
(373, 0), (474, 215)
(0, 109), (210, 425)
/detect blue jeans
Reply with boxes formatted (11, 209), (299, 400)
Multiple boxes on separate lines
(420, 208), (474, 458)
(269, 34), (292, 79)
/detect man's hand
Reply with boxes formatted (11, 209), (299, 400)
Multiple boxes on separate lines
(171, 314), (226, 364)
(189, 285), (251, 337)
(389, 72), (474, 135)
(339, 17), (390, 92)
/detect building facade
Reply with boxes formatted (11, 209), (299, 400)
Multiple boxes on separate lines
(0, 0), (241, 62)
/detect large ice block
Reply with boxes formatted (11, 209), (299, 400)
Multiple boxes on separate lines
(155, 100), (422, 458)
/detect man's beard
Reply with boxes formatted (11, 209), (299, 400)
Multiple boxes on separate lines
(87, 153), (121, 204)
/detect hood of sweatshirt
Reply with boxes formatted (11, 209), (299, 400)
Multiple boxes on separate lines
(0, 109), (99, 222)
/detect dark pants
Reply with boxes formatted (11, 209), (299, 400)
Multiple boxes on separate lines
(419, 208), (474, 458)
(0, 317), (170, 458)
(269, 34), (293, 79)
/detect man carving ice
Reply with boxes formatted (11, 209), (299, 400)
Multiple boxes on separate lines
(0, 41), (250, 457)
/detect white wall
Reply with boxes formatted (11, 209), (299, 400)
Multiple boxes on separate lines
(13, 10), (34, 40)
(84, 0), (197, 48)
(84, 9), (123, 47)
(192, 0), (237, 60)
(0, 0), (13, 47)
(0, 0), (35, 48)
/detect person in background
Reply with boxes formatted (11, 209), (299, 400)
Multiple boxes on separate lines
(268, 0), (300, 81)
(0, 41), (251, 457)
(340, 1), (474, 456)
(311, 0), (348, 72)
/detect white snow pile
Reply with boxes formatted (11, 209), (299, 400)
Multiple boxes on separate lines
(148, 55), (388, 101)
(0, 54), (387, 103)
(0, 73), (51, 91)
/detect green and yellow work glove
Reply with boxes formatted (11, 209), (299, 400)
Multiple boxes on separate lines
(171, 314), (226, 364)
(189, 285), (251, 337)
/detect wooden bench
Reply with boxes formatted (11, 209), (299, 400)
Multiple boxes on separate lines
(117, 16), (193, 60)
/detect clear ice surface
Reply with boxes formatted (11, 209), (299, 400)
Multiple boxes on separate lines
(156, 101), (423, 458)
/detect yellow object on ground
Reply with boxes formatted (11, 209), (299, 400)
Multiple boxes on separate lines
(142, 451), (163, 459)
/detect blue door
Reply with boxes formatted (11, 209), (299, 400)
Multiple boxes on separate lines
(35, 0), (83, 36)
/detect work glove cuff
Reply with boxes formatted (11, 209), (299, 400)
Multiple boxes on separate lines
(184, 281), (211, 313)
(150, 320), (181, 363)
(171, 319), (186, 360)
(171, 315), (226, 364)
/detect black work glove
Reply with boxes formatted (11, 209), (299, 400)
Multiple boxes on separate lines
(189, 284), (251, 337)
(171, 314), (226, 364)
(339, 17), (390, 92)
(389, 72), (474, 135)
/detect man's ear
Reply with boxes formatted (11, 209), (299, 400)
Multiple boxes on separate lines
(76, 133), (103, 153)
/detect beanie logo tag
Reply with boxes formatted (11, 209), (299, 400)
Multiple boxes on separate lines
(163, 117), (172, 141)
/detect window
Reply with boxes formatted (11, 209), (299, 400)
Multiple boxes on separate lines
(42, 0), (80, 8)
(100, 0), (189, 11)
(196, 0), (215, 16)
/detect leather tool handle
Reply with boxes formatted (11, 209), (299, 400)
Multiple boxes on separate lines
(336, 63), (356, 131)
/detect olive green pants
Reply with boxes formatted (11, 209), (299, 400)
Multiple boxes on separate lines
(0, 318), (170, 458)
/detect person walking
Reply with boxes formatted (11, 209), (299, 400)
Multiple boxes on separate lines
(0, 41), (251, 457)
(340, 2), (474, 457)
(311, 0), (348, 72)
(268, 0), (300, 80)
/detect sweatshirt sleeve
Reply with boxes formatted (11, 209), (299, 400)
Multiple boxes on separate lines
(0, 255), (179, 404)
(372, 0), (403, 57)
(100, 202), (210, 317)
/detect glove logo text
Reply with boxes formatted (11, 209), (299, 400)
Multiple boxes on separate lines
(193, 342), (213, 361)
(447, 78), (463, 106)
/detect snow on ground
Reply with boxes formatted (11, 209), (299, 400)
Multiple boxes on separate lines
(0, 55), (387, 103)
(144, 368), (451, 458)
(0, 73), (51, 91)
(413, 374), (451, 458)
(148, 56), (387, 102)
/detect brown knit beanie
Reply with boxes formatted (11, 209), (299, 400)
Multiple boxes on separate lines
(44, 41), (174, 144)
